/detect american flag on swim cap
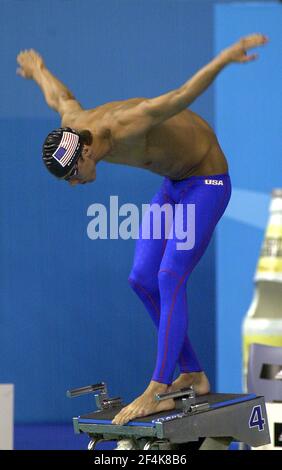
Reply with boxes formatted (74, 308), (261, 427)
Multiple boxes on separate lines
(52, 131), (79, 167)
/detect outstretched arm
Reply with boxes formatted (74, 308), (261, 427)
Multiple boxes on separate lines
(16, 49), (82, 117)
(118, 33), (269, 134)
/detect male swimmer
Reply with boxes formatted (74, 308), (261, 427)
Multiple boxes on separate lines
(17, 33), (268, 425)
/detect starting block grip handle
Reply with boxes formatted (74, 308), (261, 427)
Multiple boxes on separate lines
(155, 387), (194, 402)
(66, 382), (107, 398)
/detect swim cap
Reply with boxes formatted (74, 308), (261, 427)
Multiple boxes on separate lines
(42, 127), (83, 179)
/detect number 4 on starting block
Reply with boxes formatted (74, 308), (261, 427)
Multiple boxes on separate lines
(249, 405), (266, 432)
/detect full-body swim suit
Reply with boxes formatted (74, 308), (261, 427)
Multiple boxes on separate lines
(128, 173), (232, 384)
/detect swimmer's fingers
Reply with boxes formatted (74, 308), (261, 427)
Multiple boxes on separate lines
(220, 33), (269, 64)
(16, 49), (45, 79)
(238, 52), (259, 63)
(17, 48), (43, 63)
(237, 34), (268, 63)
(16, 66), (28, 78)
(240, 33), (269, 51)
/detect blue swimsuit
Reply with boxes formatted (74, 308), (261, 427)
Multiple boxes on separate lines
(128, 173), (232, 384)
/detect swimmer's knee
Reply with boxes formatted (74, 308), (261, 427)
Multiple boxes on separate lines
(157, 269), (181, 288)
(128, 267), (158, 295)
(128, 273), (139, 290)
(128, 266), (143, 286)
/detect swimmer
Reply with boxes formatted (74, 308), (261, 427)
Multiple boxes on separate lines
(17, 33), (268, 425)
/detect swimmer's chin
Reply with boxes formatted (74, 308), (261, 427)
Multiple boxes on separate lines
(68, 177), (96, 187)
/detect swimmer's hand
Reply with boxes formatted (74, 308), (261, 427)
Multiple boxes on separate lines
(16, 49), (45, 79)
(219, 33), (269, 64)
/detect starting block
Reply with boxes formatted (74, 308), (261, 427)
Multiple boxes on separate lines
(67, 382), (270, 450)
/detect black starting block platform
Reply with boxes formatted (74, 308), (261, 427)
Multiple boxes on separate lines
(67, 383), (270, 450)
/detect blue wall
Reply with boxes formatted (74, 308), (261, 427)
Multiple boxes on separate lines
(0, 0), (216, 422)
(215, 2), (282, 392)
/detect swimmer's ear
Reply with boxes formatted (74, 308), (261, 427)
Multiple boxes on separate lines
(78, 130), (93, 146)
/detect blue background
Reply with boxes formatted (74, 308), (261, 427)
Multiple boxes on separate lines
(0, 0), (281, 439)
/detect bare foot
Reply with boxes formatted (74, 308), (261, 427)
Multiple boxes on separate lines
(168, 372), (210, 395)
(112, 382), (175, 426)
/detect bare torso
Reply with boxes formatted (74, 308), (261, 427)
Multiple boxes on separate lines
(63, 97), (228, 181)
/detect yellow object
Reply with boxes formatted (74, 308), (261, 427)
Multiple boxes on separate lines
(257, 224), (282, 274)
